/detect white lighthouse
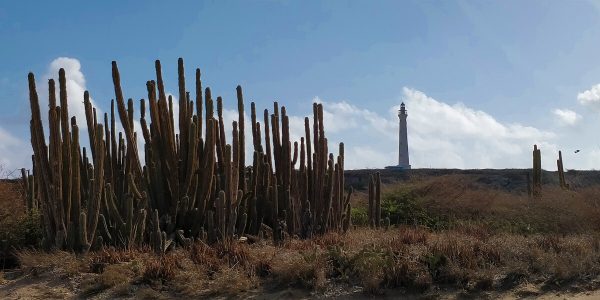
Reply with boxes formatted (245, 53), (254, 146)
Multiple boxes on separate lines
(385, 102), (411, 170)
(397, 103), (411, 169)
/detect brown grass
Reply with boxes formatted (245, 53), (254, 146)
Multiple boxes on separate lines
(80, 263), (134, 297)
(6, 173), (600, 297)
(0, 180), (41, 269)
(385, 174), (600, 235)
(88, 247), (142, 273)
(8, 227), (600, 297)
(17, 250), (83, 277)
(0, 180), (26, 220)
(142, 253), (180, 282)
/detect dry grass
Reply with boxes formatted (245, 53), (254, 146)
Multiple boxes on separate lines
(6, 173), (600, 297)
(142, 253), (180, 282)
(0, 180), (41, 269)
(80, 263), (134, 297)
(88, 246), (142, 273)
(383, 174), (600, 235)
(8, 227), (600, 297)
(0, 180), (26, 220)
(17, 250), (83, 277)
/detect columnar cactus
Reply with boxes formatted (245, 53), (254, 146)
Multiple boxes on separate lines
(367, 172), (381, 228)
(21, 167), (37, 213)
(557, 150), (569, 190)
(27, 58), (352, 253)
(532, 145), (542, 197)
(27, 72), (106, 252)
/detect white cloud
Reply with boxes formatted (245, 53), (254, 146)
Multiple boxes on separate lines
(403, 87), (557, 169)
(43, 57), (98, 128)
(553, 108), (581, 126)
(0, 57), (96, 173)
(578, 84), (600, 107)
(347, 146), (395, 169)
(0, 127), (28, 175)
(304, 87), (558, 169)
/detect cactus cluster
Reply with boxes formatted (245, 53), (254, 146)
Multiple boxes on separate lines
(531, 145), (542, 197)
(20, 167), (38, 213)
(26, 58), (351, 252)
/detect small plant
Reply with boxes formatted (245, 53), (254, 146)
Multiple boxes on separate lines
(142, 254), (178, 282)
(88, 247), (138, 273)
(326, 245), (352, 280)
(350, 244), (393, 293)
(423, 253), (448, 281)
(80, 264), (133, 297)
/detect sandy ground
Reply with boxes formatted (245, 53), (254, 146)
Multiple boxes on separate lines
(2, 271), (600, 300)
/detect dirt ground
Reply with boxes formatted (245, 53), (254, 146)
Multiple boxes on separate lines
(2, 271), (600, 299)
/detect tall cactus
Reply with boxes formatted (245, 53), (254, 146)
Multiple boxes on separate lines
(557, 150), (569, 190)
(21, 168), (37, 213)
(27, 58), (351, 253)
(27, 72), (105, 252)
(532, 145), (542, 197)
(367, 172), (381, 228)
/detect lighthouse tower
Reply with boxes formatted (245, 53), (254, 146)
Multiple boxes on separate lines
(397, 102), (411, 169)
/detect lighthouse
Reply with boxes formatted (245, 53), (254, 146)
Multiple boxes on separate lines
(394, 103), (411, 169)
(385, 102), (411, 170)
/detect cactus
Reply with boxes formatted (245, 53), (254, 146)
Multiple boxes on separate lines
(526, 172), (532, 198)
(532, 145), (542, 197)
(367, 172), (381, 228)
(342, 199), (352, 233)
(21, 168), (37, 213)
(27, 72), (105, 252)
(384, 217), (391, 231)
(557, 150), (569, 190)
(27, 58), (351, 253)
(301, 200), (313, 239)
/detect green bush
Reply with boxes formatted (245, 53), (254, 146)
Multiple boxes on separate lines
(351, 207), (369, 226)
(381, 189), (431, 227)
(0, 209), (43, 267)
(0, 210), (42, 248)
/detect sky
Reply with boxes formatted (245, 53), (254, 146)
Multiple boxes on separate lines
(3, 1), (600, 172)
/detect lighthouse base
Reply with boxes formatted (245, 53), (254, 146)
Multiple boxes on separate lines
(385, 164), (411, 170)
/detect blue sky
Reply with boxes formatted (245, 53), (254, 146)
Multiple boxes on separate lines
(3, 1), (600, 171)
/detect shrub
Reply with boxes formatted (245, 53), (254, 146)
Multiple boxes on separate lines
(351, 207), (369, 226)
(381, 189), (432, 227)
(143, 254), (178, 282)
(80, 264), (133, 297)
(18, 250), (83, 276)
(189, 241), (221, 274)
(350, 244), (394, 293)
(88, 247), (139, 273)
(0, 209), (42, 268)
(270, 248), (327, 290)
